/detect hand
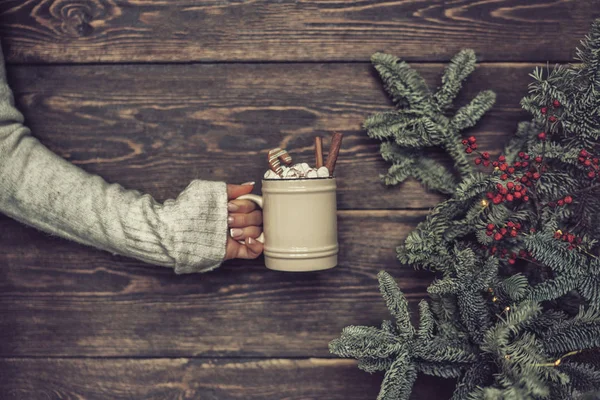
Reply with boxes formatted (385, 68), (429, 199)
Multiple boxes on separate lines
(225, 183), (264, 260)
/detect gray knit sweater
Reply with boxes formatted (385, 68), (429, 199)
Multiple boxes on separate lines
(0, 46), (228, 274)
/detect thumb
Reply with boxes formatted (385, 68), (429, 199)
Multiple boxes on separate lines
(227, 182), (255, 200)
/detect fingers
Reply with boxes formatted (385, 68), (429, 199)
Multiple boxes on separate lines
(226, 182), (255, 200)
(227, 199), (258, 214)
(225, 236), (264, 260)
(227, 210), (262, 228)
(229, 226), (262, 241)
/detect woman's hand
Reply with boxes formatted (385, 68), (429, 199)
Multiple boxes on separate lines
(224, 183), (264, 260)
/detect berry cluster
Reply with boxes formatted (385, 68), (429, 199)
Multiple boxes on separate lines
(578, 149), (599, 179)
(487, 246), (531, 265)
(547, 195), (573, 208)
(553, 229), (582, 250)
(485, 221), (522, 241)
(486, 182), (529, 204)
(461, 136), (478, 154)
(540, 99), (561, 122)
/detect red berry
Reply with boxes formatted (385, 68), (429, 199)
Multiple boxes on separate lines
(486, 230), (493, 236)
(508, 167), (515, 174)
(535, 156), (542, 163)
(483, 160), (490, 167)
(522, 161), (529, 168)
(500, 163), (507, 171)
(499, 155), (506, 162)
(501, 174), (508, 180)
(508, 259), (516, 264)
(533, 172), (540, 180)
(521, 176), (528, 183)
(507, 221), (515, 228)
(506, 193), (514, 202)
(541, 107), (548, 114)
(471, 143), (478, 150)
(468, 136), (477, 144)
(579, 157), (586, 163)
(494, 232), (503, 241)
(549, 116), (557, 123)
(594, 158), (599, 165)
(516, 185), (523, 191)
(486, 192), (494, 199)
(507, 182), (515, 190)
(553, 99), (560, 107)
(493, 196), (503, 205)
(564, 196), (573, 204)
(580, 149), (589, 157)
(524, 196), (530, 201)
(518, 152), (525, 158)
(538, 132), (546, 140)
(554, 231), (562, 239)
(500, 228), (508, 235)
(493, 161), (499, 167)
(557, 199), (565, 206)
(585, 159), (592, 166)
(524, 154), (530, 160)
(487, 223), (495, 231)
(510, 229), (518, 237)
(515, 222), (521, 229)
(514, 191), (522, 199)
(514, 161), (522, 168)
(530, 228), (536, 233)
(466, 147), (473, 154)
(462, 139), (468, 145)
(588, 171), (596, 179)
(475, 158), (482, 165)
(482, 152), (490, 160)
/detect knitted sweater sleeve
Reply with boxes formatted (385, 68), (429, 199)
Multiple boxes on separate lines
(0, 46), (228, 274)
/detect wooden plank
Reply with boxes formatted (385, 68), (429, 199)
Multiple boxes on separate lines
(0, 210), (433, 357)
(0, 358), (456, 400)
(6, 62), (534, 209)
(0, 0), (598, 63)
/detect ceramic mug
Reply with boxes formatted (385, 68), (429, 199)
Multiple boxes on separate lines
(236, 177), (338, 272)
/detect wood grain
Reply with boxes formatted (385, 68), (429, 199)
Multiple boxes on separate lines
(0, 358), (456, 400)
(6, 62), (535, 209)
(0, 210), (434, 357)
(0, 0), (598, 63)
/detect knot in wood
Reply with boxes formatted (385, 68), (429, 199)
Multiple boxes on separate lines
(60, 3), (94, 37)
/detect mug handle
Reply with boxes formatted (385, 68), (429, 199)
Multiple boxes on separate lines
(235, 194), (265, 243)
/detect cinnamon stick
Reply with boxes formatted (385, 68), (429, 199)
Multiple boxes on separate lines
(315, 136), (324, 168)
(324, 132), (343, 176)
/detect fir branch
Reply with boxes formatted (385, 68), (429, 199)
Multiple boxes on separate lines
(434, 49), (478, 110)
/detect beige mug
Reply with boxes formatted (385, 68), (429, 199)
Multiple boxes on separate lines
(236, 177), (338, 272)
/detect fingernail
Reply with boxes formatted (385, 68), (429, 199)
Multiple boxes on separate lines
(227, 216), (234, 225)
(227, 202), (239, 212)
(247, 237), (254, 244)
(241, 181), (255, 186)
(230, 228), (243, 238)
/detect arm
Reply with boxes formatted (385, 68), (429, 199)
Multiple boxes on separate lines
(0, 46), (227, 274)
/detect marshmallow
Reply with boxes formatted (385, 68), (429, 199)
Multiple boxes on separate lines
(264, 163), (330, 180)
(264, 170), (281, 179)
(317, 166), (330, 177)
(283, 168), (300, 178)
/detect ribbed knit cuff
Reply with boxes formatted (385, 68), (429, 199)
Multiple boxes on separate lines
(160, 180), (228, 274)
(122, 179), (228, 274)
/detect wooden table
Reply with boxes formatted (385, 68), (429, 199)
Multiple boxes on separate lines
(0, 1), (598, 398)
